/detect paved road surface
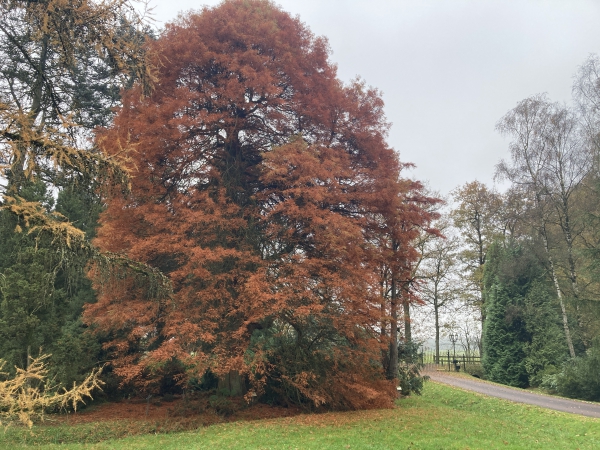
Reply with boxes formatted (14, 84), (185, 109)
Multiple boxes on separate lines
(427, 371), (600, 419)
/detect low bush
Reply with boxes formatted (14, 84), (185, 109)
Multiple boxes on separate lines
(248, 324), (395, 411)
(208, 394), (237, 417)
(553, 339), (600, 401)
(464, 363), (485, 379)
(397, 362), (425, 395)
(397, 340), (426, 396)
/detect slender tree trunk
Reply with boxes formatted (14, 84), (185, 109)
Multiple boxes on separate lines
(9, 35), (49, 195)
(558, 195), (580, 300)
(434, 305), (440, 364)
(476, 213), (487, 326)
(543, 233), (576, 358)
(403, 298), (412, 344)
(30, 35), (49, 119)
(388, 274), (398, 380)
(380, 272), (389, 374)
(218, 370), (246, 396)
(477, 232), (487, 353)
(478, 285), (485, 355)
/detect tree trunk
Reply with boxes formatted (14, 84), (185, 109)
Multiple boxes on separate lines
(380, 274), (390, 374)
(388, 275), (398, 380)
(9, 35), (49, 195)
(403, 298), (412, 344)
(218, 370), (246, 396)
(543, 234), (576, 358)
(478, 285), (485, 356)
(434, 305), (440, 364)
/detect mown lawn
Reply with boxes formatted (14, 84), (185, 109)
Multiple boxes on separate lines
(4, 381), (600, 449)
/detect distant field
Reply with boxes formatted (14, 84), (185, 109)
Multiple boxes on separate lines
(5, 381), (600, 449)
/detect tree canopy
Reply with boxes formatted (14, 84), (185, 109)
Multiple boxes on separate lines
(85, 0), (436, 409)
(0, 0), (161, 393)
(0, 0), (154, 246)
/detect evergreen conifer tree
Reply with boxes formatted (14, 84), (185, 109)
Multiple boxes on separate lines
(0, 180), (102, 386)
(482, 241), (567, 387)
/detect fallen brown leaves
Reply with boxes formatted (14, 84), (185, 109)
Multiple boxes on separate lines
(48, 396), (303, 429)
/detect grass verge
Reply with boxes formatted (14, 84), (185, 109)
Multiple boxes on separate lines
(3, 380), (599, 449)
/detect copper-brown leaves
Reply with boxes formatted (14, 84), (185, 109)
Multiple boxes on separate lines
(86, 0), (436, 410)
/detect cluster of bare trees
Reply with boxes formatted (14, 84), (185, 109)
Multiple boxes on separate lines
(414, 55), (600, 363)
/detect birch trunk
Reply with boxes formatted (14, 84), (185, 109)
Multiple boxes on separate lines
(543, 234), (576, 358)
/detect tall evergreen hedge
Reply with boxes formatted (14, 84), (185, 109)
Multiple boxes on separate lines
(482, 241), (567, 387)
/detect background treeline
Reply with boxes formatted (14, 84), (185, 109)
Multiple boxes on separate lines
(0, 0), (436, 413)
(419, 55), (600, 401)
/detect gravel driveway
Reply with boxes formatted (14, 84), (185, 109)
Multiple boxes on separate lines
(427, 371), (600, 419)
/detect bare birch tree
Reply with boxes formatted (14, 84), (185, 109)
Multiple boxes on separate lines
(496, 94), (592, 358)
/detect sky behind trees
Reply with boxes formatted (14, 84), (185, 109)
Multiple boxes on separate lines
(148, 0), (600, 194)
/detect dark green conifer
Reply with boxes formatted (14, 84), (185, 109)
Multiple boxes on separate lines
(482, 241), (567, 387)
(0, 180), (102, 386)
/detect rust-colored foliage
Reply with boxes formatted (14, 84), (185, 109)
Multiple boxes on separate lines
(86, 0), (434, 409)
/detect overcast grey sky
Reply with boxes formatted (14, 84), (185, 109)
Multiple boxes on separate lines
(147, 0), (600, 195)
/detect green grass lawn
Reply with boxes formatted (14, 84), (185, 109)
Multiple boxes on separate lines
(4, 381), (599, 449)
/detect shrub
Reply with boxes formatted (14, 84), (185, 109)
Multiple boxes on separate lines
(247, 324), (394, 411)
(397, 363), (425, 396)
(464, 364), (484, 379)
(208, 394), (237, 417)
(554, 339), (600, 401)
(397, 341), (426, 396)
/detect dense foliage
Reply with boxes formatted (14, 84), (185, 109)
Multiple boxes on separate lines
(550, 338), (600, 401)
(0, 181), (102, 386)
(0, 0), (157, 406)
(482, 242), (567, 387)
(0, 0), (154, 243)
(82, 0), (435, 410)
(442, 55), (600, 397)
